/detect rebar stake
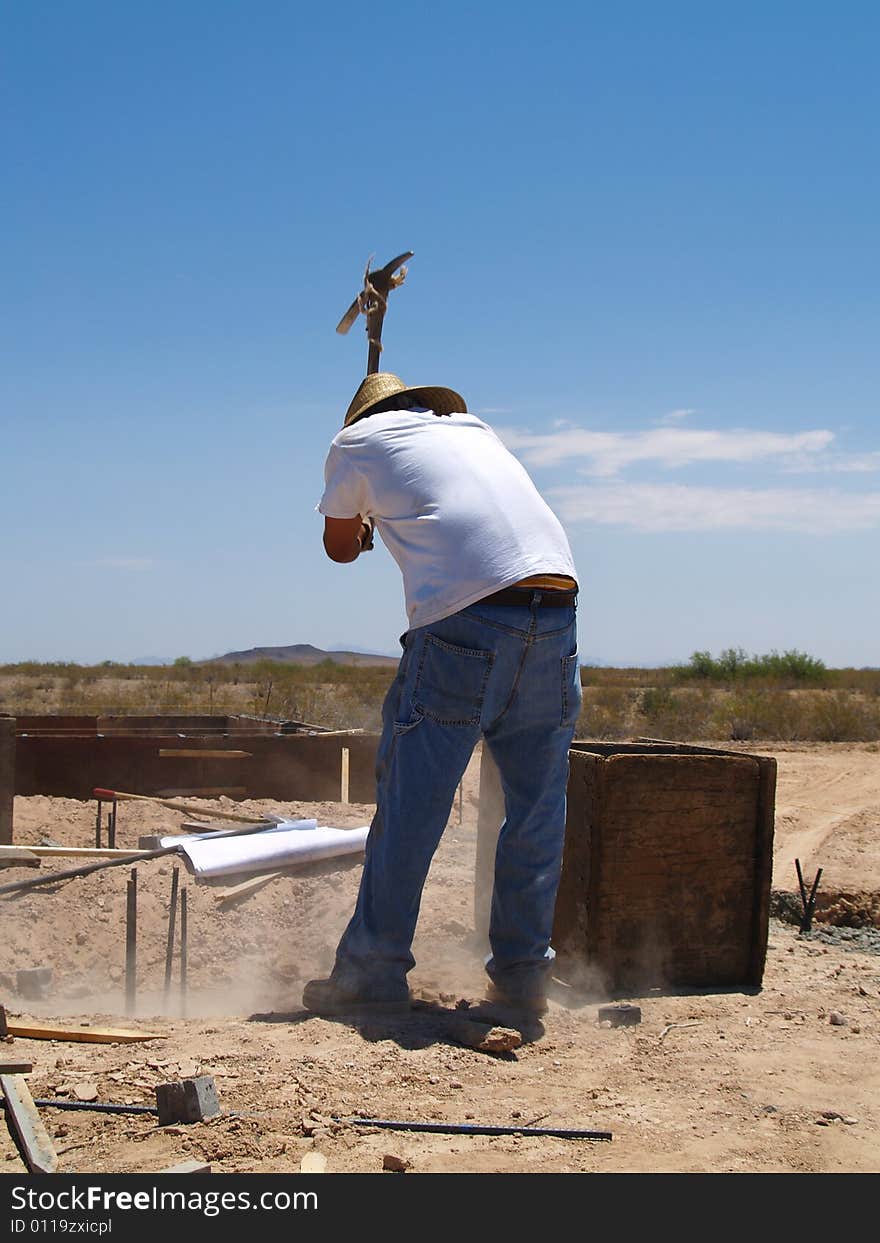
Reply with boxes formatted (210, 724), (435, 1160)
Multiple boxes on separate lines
(164, 866), (180, 1006)
(125, 868), (138, 1015)
(795, 857), (823, 933)
(180, 887), (188, 1018)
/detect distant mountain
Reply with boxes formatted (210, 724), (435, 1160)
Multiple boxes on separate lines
(204, 643), (398, 668)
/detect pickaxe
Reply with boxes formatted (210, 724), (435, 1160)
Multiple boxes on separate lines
(336, 250), (413, 375)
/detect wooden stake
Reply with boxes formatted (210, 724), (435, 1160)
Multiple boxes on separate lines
(341, 747), (350, 803)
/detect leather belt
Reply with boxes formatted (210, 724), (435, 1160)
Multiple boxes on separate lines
(477, 586), (577, 608)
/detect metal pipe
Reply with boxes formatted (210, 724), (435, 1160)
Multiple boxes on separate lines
(29, 1099), (157, 1116)
(342, 1117), (612, 1141)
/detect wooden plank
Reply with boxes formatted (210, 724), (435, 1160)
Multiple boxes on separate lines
(0, 1074), (59, 1173)
(0, 1061), (34, 1074)
(158, 750), (251, 759)
(214, 871), (283, 905)
(0, 845), (142, 860)
(6, 1020), (165, 1044)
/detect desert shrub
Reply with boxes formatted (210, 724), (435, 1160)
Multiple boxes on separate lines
(577, 687), (637, 739)
(677, 647), (827, 686)
(755, 650), (827, 682)
(804, 691), (880, 742)
(713, 689), (806, 742)
(635, 686), (715, 740)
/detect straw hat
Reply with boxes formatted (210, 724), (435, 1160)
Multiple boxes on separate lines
(343, 373), (467, 428)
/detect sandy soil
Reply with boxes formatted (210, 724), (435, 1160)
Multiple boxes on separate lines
(1, 742), (878, 1175)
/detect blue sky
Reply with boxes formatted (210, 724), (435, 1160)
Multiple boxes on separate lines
(2, 2), (878, 667)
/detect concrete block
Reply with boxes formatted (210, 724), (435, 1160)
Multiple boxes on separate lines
(155, 1075), (220, 1125)
(161, 1159), (212, 1173)
(598, 1003), (641, 1027)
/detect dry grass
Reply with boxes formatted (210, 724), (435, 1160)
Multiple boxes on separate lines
(2, 657), (879, 741)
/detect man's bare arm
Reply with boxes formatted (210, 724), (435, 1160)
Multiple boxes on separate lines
(323, 515), (374, 563)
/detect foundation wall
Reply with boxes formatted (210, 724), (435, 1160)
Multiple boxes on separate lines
(11, 716), (379, 804)
(552, 742), (776, 991)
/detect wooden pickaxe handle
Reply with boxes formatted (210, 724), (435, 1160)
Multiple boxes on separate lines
(92, 788), (269, 824)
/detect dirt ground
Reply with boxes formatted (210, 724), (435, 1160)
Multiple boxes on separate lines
(1, 741), (878, 1175)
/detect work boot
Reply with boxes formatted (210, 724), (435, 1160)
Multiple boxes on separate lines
(301, 977), (411, 1016)
(484, 982), (549, 1016)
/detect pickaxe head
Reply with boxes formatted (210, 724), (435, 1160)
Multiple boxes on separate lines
(336, 250), (414, 374)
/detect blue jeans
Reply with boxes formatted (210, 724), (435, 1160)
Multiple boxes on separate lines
(329, 591), (582, 999)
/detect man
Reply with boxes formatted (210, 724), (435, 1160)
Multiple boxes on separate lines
(302, 372), (581, 1017)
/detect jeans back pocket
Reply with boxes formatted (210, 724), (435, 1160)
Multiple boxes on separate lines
(561, 651), (582, 727)
(413, 633), (494, 726)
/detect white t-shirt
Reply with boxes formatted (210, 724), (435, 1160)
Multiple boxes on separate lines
(317, 408), (578, 630)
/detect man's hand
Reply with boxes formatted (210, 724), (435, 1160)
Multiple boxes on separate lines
(323, 515), (374, 563)
(358, 517), (375, 551)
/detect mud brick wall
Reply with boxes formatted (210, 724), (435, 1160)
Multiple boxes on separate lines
(553, 746), (776, 991)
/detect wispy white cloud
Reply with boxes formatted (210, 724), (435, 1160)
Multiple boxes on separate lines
(550, 482), (880, 533)
(780, 450), (880, 475)
(657, 408), (697, 425)
(497, 424), (835, 476)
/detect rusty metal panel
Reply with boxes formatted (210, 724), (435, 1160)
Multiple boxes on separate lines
(553, 743), (775, 992)
(0, 717), (14, 845)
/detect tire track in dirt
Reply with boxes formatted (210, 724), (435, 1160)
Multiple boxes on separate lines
(771, 748), (880, 891)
